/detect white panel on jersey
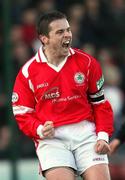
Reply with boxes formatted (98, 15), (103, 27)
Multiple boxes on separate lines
(22, 57), (35, 78)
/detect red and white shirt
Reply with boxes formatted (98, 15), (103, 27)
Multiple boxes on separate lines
(12, 47), (114, 141)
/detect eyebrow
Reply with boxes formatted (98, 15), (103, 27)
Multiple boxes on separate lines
(56, 26), (71, 32)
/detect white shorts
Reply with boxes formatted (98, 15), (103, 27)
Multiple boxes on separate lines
(36, 120), (108, 175)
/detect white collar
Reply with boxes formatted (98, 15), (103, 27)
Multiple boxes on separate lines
(35, 46), (75, 72)
(35, 46), (75, 63)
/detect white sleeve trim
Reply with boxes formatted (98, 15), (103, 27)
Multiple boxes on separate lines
(37, 125), (44, 139)
(13, 105), (34, 115)
(97, 131), (109, 143)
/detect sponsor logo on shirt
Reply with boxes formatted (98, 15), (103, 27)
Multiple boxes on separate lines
(74, 72), (85, 84)
(42, 87), (60, 100)
(96, 76), (104, 90)
(52, 95), (82, 103)
(12, 92), (19, 103)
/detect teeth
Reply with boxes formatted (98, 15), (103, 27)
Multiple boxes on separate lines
(62, 40), (70, 48)
(64, 41), (70, 44)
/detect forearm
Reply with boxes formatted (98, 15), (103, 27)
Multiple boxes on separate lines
(93, 100), (114, 137)
(15, 112), (42, 139)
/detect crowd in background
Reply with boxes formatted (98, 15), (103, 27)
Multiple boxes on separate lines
(0, 0), (125, 179)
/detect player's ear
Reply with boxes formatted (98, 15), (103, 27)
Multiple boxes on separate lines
(39, 35), (49, 44)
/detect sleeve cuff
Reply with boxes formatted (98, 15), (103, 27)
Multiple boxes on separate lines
(36, 125), (44, 139)
(97, 131), (109, 143)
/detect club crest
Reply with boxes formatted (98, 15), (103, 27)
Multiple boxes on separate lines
(74, 72), (85, 84)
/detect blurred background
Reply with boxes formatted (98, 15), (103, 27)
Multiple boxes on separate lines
(0, 0), (125, 179)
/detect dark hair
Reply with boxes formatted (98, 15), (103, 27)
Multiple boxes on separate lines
(36, 10), (66, 36)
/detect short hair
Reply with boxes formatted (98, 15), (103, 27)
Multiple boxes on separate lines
(36, 10), (67, 36)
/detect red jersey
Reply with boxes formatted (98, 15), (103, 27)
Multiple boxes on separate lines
(12, 47), (113, 139)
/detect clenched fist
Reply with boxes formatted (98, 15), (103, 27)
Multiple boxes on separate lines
(95, 140), (111, 154)
(42, 121), (55, 138)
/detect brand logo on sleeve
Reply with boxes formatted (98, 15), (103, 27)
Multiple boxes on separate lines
(12, 92), (19, 103)
(74, 72), (85, 84)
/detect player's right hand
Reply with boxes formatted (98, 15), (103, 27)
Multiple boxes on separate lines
(42, 121), (55, 138)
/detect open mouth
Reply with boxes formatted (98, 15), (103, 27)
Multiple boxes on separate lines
(62, 40), (71, 48)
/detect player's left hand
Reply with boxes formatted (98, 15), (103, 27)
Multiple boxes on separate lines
(94, 140), (111, 154)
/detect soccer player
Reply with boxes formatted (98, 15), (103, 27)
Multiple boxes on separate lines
(109, 122), (125, 154)
(12, 10), (114, 180)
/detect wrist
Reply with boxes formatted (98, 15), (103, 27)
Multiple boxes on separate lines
(37, 125), (44, 139)
(97, 131), (109, 143)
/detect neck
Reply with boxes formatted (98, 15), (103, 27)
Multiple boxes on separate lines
(43, 47), (67, 66)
